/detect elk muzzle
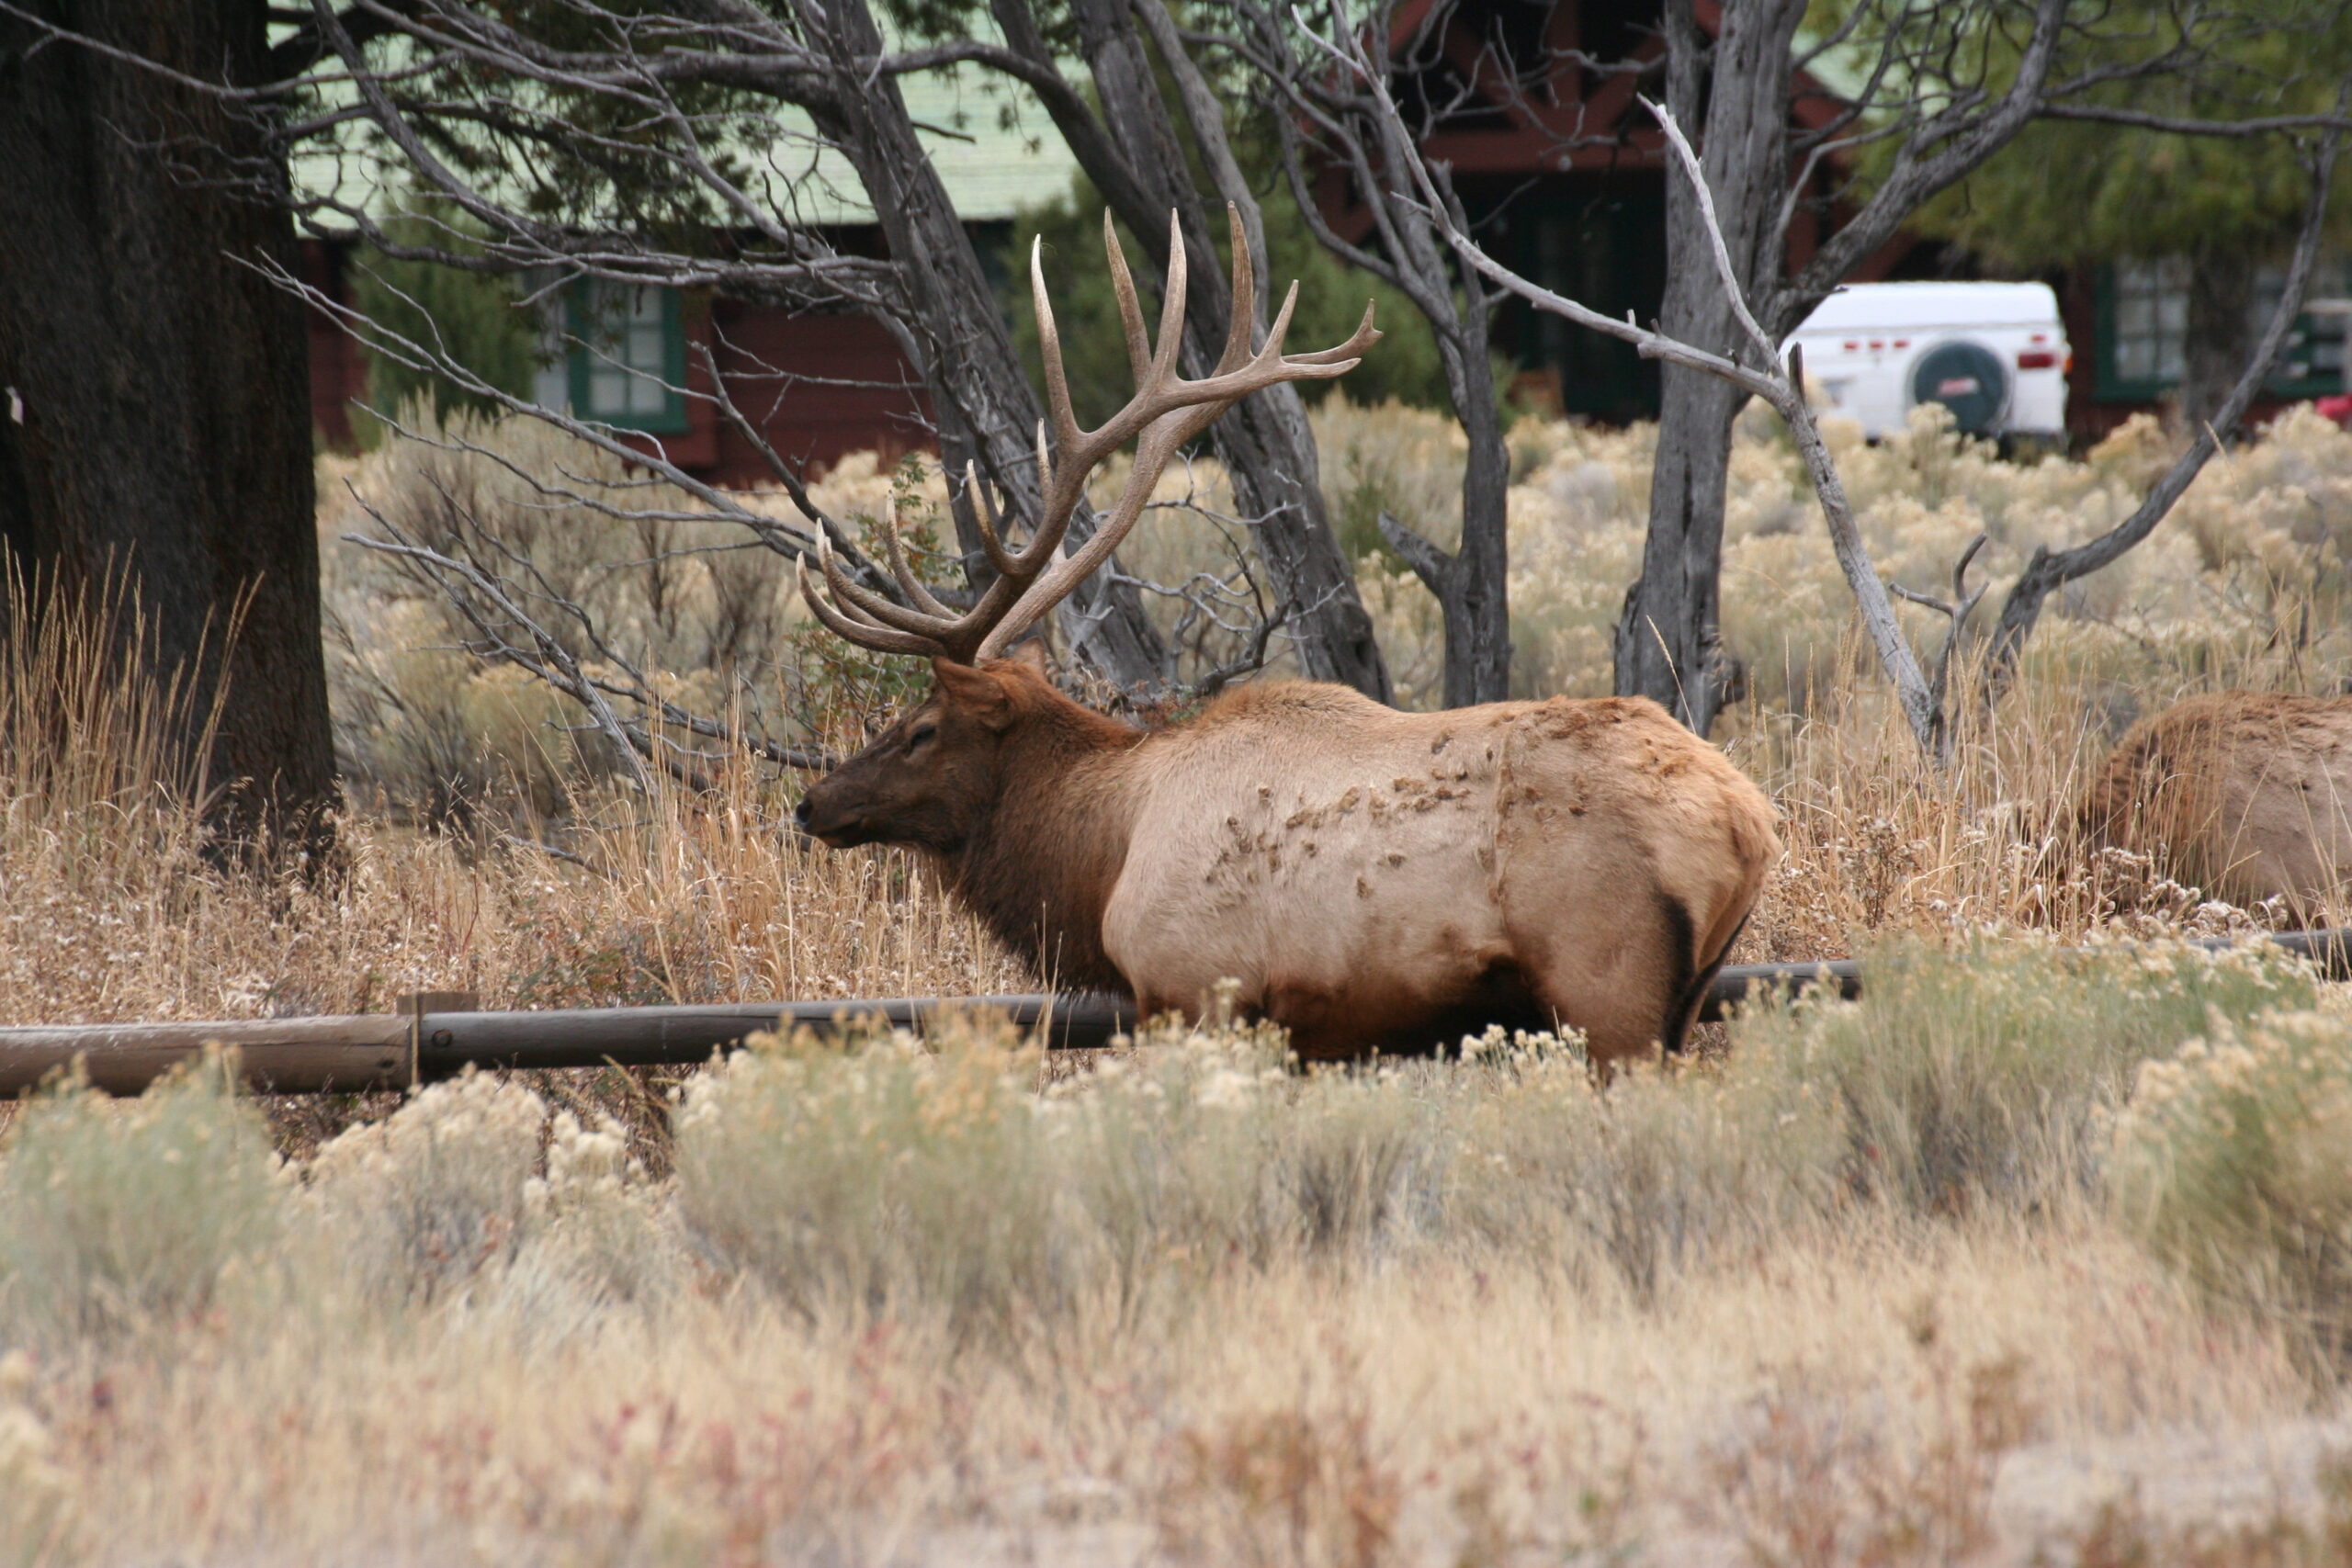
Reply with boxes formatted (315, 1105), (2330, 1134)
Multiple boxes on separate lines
(794, 783), (881, 848)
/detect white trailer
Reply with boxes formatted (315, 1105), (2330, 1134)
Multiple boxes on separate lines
(1782, 280), (2071, 440)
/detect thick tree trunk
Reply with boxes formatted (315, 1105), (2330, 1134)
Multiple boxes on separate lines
(804, 0), (1168, 688)
(1446, 373), (1513, 707)
(1054, 0), (1393, 702)
(2179, 245), (2257, 436)
(1615, 0), (1804, 733)
(1618, 370), (1746, 729)
(0, 0), (337, 843)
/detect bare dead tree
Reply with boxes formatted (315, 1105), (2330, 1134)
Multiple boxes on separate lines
(1293, 0), (2344, 734)
(1982, 121), (2347, 706)
(1324, 24), (2344, 768)
(978, 0), (1395, 699)
(1194, 0), (1516, 707)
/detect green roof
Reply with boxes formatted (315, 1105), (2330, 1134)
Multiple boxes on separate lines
(798, 66), (1080, 223)
(288, 37), (1080, 231)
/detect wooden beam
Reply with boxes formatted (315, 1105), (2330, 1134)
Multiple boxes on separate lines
(2, 932), (2344, 1097)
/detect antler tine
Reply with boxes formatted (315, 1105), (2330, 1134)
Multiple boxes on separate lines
(1102, 212), (1152, 389)
(964, 461), (1024, 580)
(978, 416), (1186, 661)
(1147, 209), (1189, 391)
(879, 502), (956, 620)
(1216, 202), (1255, 375)
(800, 209), (1382, 670)
(795, 555), (948, 659)
(814, 535), (970, 641)
(1260, 279), (1302, 364)
(1284, 300), (1383, 368)
(1031, 237), (1082, 452)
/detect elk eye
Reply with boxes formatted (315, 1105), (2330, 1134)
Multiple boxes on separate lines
(906, 722), (938, 752)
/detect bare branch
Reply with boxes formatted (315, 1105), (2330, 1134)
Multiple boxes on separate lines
(1983, 122), (2346, 704)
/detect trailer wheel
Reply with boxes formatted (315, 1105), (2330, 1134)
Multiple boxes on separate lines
(1908, 340), (2010, 435)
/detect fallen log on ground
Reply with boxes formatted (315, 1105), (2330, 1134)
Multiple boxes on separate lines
(2, 931), (2345, 1098)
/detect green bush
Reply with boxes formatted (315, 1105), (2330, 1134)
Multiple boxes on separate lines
(1447, 1030), (1846, 1297)
(2110, 1007), (2352, 1364)
(0, 1059), (282, 1346)
(1732, 935), (2316, 1217)
(672, 1021), (1069, 1339)
(348, 216), (541, 443)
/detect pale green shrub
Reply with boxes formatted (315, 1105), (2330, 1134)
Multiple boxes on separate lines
(2110, 1007), (2352, 1360)
(1730, 935), (2317, 1216)
(1067, 1029), (1439, 1269)
(1447, 1030), (1845, 1295)
(672, 1023), (1069, 1337)
(1047, 1021), (1299, 1300)
(0, 1061), (282, 1346)
(301, 1069), (549, 1302)
(0, 1356), (67, 1568)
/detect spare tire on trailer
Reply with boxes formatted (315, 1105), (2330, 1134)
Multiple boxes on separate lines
(1908, 340), (2010, 434)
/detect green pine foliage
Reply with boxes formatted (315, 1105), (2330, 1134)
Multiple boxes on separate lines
(1883, 3), (2352, 270)
(348, 217), (543, 446)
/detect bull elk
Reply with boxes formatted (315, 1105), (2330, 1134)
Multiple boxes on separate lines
(791, 210), (1781, 1063)
(2078, 691), (2352, 916)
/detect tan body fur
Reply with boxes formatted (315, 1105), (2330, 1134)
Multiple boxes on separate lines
(798, 659), (1781, 1064)
(1106, 682), (1779, 1061)
(2080, 692), (2352, 915)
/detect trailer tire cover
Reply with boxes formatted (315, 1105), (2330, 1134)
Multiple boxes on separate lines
(1908, 340), (2010, 434)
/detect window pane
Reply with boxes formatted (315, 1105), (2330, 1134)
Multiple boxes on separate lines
(589, 367), (628, 413)
(628, 322), (666, 373)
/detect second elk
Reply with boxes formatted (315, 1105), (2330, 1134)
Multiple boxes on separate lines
(2079, 691), (2352, 919)
(792, 211), (1781, 1064)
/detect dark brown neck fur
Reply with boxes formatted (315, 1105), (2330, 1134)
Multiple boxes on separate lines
(940, 676), (1147, 992)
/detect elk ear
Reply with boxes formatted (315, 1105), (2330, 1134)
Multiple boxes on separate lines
(1001, 637), (1051, 678)
(931, 658), (1015, 730)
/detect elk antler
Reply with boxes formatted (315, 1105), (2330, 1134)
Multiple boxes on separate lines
(797, 205), (1379, 664)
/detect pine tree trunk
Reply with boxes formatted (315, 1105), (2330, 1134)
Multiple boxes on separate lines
(0, 0), (337, 844)
(2178, 246), (2257, 437)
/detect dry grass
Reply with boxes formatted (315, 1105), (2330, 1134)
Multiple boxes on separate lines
(8, 405), (2352, 1562)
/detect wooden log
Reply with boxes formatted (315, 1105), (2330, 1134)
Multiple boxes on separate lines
(0, 931), (2342, 1099)
(0, 1016), (412, 1097)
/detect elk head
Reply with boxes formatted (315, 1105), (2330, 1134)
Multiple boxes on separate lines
(795, 653), (1043, 852)
(793, 208), (1377, 855)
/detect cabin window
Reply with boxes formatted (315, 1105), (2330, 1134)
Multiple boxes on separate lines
(2098, 259), (2188, 400)
(534, 281), (689, 434)
(2097, 257), (2351, 401)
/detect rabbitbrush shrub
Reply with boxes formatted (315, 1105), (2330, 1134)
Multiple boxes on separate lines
(2111, 1007), (2352, 1365)
(0, 1059), (282, 1346)
(1730, 934), (2317, 1216)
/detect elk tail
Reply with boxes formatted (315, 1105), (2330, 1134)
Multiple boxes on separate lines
(1663, 908), (1749, 1056)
